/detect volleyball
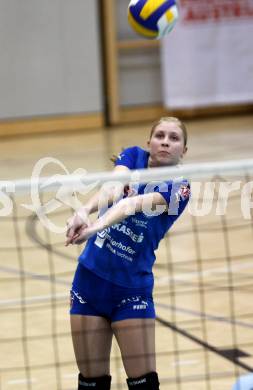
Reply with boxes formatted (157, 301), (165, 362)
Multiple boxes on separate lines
(128, 0), (179, 39)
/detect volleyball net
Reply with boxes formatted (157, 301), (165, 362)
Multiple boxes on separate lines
(1, 159), (253, 390)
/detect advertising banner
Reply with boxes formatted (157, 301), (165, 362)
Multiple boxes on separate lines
(161, 0), (253, 108)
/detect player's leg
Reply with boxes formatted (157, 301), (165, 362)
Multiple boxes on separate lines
(71, 315), (113, 389)
(70, 264), (113, 388)
(112, 318), (159, 389)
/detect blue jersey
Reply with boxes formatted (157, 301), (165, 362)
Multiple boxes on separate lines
(79, 146), (190, 288)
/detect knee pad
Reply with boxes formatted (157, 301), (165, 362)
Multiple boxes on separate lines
(78, 373), (111, 390)
(127, 372), (160, 389)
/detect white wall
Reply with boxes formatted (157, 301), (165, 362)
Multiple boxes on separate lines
(116, 0), (162, 107)
(0, 0), (163, 121)
(0, 0), (103, 119)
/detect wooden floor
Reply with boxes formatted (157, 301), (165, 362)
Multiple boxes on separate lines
(0, 114), (253, 390)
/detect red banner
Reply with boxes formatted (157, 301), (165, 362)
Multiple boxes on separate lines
(179, 0), (253, 23)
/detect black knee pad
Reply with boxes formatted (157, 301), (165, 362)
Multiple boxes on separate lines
(78, 373), (111, 390)
(127, 372), (160, 389)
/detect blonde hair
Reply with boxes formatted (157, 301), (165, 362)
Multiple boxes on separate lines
(150, 116), (188, 147)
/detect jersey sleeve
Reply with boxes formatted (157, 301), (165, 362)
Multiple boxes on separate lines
(114, 147), (137, 169)
(168, 180), (190, 218)
(144, 179), (190, 218)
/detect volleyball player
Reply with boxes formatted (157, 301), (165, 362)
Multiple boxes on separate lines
(66, 117), (190, 390)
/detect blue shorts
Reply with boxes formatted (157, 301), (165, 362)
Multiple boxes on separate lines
(70, 263), (155, 322)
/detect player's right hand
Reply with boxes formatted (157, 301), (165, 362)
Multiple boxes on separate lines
(65, 211), (91, 246)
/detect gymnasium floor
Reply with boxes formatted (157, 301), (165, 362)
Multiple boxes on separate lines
(0, 114), (253, 389)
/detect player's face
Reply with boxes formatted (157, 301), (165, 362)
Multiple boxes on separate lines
(147, 121), (187, 167)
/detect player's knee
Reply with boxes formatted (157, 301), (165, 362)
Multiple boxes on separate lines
(127, 372), (160, 389)
(78, 373), (111, 390)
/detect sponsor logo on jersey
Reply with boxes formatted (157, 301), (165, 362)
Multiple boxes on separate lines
(94, 227), (110, 248)
(176, 184), (191, 202)
(128, 378), (146, 385)
(131, 217), (148, 228)
(70, 289), (87, 305)
(117, 296), (149, 310)
(110, 223), (144, 243)
(94, 222), (144, 254)
(133, 304), (148, 310)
